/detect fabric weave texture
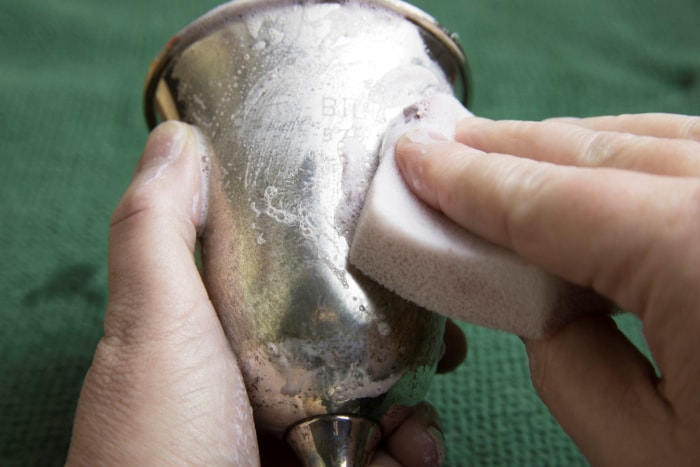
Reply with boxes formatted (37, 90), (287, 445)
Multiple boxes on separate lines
(1, 0), (698, 465)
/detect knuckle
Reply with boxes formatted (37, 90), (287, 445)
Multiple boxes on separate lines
(679, 115), (700, 142)
(110, 182), (164, 231)
(500, 160), (557, 251)
(577, 130), (636, 167)
(432, 145), (475, 212)
(86, 335), (140, 395)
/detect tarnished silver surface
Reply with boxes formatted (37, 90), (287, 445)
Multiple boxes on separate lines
(144, 0), (468, 455)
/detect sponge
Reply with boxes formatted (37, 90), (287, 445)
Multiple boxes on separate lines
(349, 94), (600, 338)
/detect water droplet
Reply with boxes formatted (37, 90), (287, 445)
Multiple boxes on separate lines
(267, 343), (280, 356)
(377, 321), (391, 337)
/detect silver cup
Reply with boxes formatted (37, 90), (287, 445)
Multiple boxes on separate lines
(144, 1), (468, 464)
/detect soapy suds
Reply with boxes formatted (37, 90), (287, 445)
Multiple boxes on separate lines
(377, 321), (391, 337)
(334, 134), (376, 237)
(262, 185), (298, 225)
(234, 2), (440, 288)
(321, 256), (350, 289)
(179, 1), (478, 327)
(193, 128), (211, 230)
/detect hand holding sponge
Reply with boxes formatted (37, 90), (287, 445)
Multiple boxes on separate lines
(349, 94), (603, 338)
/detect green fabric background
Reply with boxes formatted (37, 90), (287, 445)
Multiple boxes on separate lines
(1, 0), (698, 465)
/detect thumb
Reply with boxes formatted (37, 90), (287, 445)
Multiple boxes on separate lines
(106, 120), (210, 344)
(523, 314), (673, 466)
(68, 121), (259, 466)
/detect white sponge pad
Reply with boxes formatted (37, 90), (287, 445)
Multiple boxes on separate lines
(349, 94), (600, 338)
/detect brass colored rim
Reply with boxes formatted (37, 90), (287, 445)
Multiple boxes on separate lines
(143, 0), (470, 129)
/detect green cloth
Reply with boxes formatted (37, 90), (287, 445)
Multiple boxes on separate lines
(1, 0), (698, 465)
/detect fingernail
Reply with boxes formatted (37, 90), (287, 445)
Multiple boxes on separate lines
(395, 136), (425, 193)
(191, 127), (211, 233)
(395, 130), (448, 192)
(415, 403), (446, 466)
(137, 121), (191, 176)
(456, 116), (493, 132)
(402, 128), (450, 145)
(415, 401), (444, 433)
(427, 426), (446, 466)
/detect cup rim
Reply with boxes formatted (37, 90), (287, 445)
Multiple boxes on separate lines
(143, 0), (470, 129)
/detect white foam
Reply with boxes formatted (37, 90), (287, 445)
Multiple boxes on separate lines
(349, 94), (599, 338)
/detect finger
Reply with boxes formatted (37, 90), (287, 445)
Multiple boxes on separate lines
(436, 318), (467, 374)
(455, 118), (700, 177)
(68, 121), (258, 465)
(369, 452), (402, 467)
(548, 113), (700, 142)
(106, 120), (211, 345)
(523, 314), (672, 466)
(399, 116), (700, 463)
(395, 132), (700, 315)
(379, 402), (445, 467)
